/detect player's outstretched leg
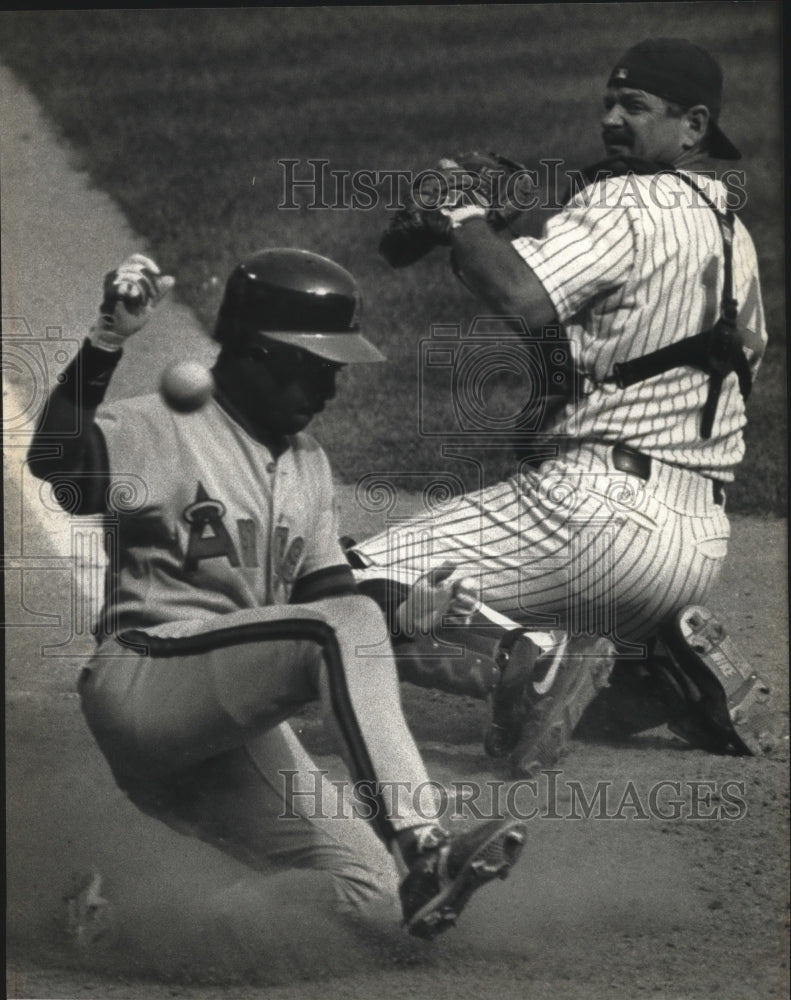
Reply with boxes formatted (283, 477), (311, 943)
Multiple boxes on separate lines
(510, 636), (616, 778)
(306, 594), (528, 937)
(660, 605), (778, 755)
(396, 820), (527, 939)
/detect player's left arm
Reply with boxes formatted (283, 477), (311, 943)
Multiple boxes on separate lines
(448, 218), (558, 330)
(27, 342), (120, 503)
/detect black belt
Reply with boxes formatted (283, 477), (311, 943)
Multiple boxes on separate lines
(611, 444), (724, 506)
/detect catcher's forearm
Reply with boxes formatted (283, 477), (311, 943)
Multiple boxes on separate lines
(449, 219), (557, 331)
(27, 339), (119, 511)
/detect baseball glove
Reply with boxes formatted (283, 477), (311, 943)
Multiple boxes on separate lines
(379, 151), (533, 268)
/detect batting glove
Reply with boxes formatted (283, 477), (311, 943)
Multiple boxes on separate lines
(89, 254), (175, 351)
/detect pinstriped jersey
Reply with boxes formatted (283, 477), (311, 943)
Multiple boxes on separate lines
(95, 394), (345, 636)
(511, 170), (766, 479)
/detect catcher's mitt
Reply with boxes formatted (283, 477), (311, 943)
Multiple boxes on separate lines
(379, 151), (533, 268)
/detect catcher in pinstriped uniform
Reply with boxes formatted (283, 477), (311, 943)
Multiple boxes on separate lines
(350, 38), (780, 772)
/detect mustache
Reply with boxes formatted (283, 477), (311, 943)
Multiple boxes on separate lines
(602, 128), (632, 145)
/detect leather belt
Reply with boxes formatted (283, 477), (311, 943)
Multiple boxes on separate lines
(611, 443), (724, 506)
(611, 443), (651, 480)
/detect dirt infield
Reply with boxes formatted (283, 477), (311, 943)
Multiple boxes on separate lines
(5, 501), (790, 1000)
(2, 55), (789, 1000)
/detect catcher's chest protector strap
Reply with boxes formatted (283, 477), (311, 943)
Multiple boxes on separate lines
(604, 170), (752, 440)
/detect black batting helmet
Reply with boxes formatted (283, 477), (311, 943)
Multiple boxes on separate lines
(213, 248), (385, 364)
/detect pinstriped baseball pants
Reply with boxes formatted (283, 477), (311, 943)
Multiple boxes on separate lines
(354, 443), (730, 649)
(78, 595), (435, 912)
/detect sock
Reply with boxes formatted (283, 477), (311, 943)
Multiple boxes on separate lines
(393, 824), (448, 874)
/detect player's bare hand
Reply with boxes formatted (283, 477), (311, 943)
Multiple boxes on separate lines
(90, 254), (175, 351)
(396, 562), (481, 635)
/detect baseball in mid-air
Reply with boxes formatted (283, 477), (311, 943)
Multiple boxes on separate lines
(159, 360), (214, 412)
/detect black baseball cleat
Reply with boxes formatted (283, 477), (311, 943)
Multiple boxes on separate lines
(399, 820), (526, 939)
(660, 605), (777, 755)
(484, 631), (565, 758)
(511, 635), (616, 778)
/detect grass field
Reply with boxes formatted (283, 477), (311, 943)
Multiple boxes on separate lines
(0, 4), (785, 513)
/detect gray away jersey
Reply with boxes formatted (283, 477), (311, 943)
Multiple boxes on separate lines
(96, 394), (345, 636)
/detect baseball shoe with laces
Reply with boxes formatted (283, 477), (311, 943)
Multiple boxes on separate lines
(511, 635), (616, 777)
(484, 631), (566, 758)
(398, 820), (526, 939)
(660, 605), (778, 755)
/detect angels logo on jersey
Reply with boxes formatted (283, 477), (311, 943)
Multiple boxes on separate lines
(182, 482), (259, 572)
